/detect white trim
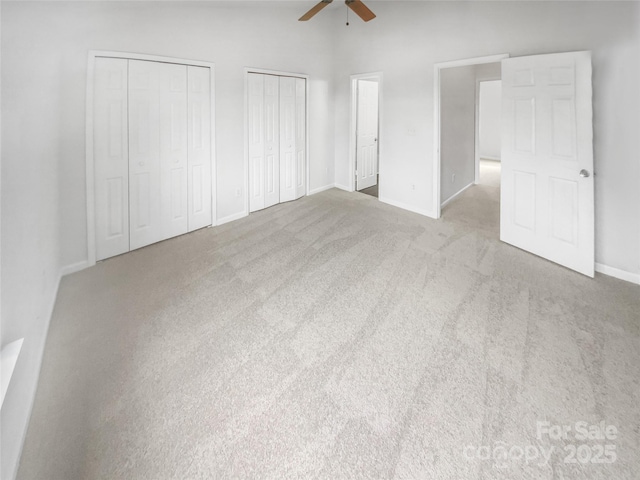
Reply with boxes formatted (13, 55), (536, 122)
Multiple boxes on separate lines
(60, 260), (89, 277)
(334, 183), (351, 192)
(308, 184), (334, 195)
(85, 51), (216, 267)
(243, 67), (311, 214)
(217, 211), (249, 226)
(480, 156), (501, 162)
(379, 196), (431, 217)
(87, 50), (214, 68)
(433, 54), (509, 219)
(595, 263), (640, 285)
(475, 79), (480, 185)
(349, 72), (383, 193)
(441, 182), (474, 208)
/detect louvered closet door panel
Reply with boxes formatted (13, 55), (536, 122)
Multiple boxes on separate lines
(187, 66), (212, 231)
(129, 60), (163, 250)
(279, 76), (297, 203)
(248, 73), (265, 213)
(264, 75), (280, 209)
(294, 77), (306, 199)
(94, 57), (129, 261)
(159, 62), (189, 239)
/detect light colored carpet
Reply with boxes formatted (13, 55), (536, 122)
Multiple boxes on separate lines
(358, 176), (379, 198)
(18, 187), (640, 479)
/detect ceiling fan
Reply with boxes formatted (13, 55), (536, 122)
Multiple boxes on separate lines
(299, 0), (376, 22)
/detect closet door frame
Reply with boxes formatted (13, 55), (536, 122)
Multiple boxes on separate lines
(243, 67), (310, 217)
(86, 51), (216, 267)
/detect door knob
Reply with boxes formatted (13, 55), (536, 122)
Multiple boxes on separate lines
(579, 169), (590, 178)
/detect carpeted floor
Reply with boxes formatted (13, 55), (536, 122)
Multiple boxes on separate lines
(18, 186), (640, 479)
(358, 176), (379, 198)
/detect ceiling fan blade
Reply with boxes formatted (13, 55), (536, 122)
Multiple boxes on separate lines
(345, 0), (376, 22)
(299, 0), (333, 21)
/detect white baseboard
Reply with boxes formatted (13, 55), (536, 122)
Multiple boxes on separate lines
(595, 263), (640, 285)
(217, 210), (248, 226)
(308, 184), (334, 195)
(334, 183), (352, 192)
(378, 196), (431, 217)
(440, 182), (474, 208)
(60, 260), (89, 277)
(480, 156), (501, 162)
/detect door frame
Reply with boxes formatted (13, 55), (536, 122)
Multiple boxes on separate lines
(349, 72), (383, 193)
(432, 54), (508, 219)
(85, 50), (216, 267)
(243, 67), (310, 216)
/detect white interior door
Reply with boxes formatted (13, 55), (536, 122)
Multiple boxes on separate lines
(187, 65), (213, 231)
(356, 79), (379, 191)
(280, 76), (297, 203)
(94, 57), (129, 261)
(265, 75), (281, 208)
(94, 56), (213, 261)
(501, 51), (594, 276)
(248, 73), (265, 213)
(160, 63), (189, 239)
(129, 60), (163, 250)
(249, 73), (304, 212)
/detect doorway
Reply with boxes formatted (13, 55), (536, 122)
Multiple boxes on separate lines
(434, 52), (595, 276)
(435, 55), (506, 212)
(350, 72), (382, 197)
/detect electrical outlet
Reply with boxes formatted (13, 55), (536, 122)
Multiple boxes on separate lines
(411, 184), (415, 190)
(452, 174), (456, 183)
(235, 188), (241, 197)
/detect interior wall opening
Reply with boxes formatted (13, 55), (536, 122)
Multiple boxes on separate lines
(438, 61), (502, 229)
(350, 72), (382, 198)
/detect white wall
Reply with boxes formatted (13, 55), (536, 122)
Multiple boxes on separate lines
(440, 65), (476, 203)
(1, 2), (335, 479)
(479, 80), (502, 161)
(333, 1), (640, 276)
(1, 6), (64, 477)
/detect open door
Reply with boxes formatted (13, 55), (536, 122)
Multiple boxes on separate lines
(501, 51), (594, 276)
(356, 79), (379, 191)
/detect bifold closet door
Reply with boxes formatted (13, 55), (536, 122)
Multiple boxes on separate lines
(248, 73), (280, 213)
(279, 76), (306, 203)
(94, 57), (130, 261)
(279, 77), (296, 203)
(95, 58), (213, 261)
(129, 60), (189, 250)
(187, 66), (213, 231)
